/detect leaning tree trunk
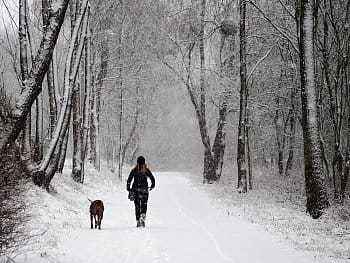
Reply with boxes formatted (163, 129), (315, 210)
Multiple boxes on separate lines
(237, 0), (248, 193)
(299, 0), (329, 218)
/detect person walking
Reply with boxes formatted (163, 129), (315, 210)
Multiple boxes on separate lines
(126, 156), (155, 227)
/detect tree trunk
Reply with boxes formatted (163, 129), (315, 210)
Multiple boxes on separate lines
(43, 0), (57, 139)
(33, 95), (43, 162)
(299, 0), (329, 218)
(285, 87), (296, 176)
(340, 132), (350, 203)
(246, 105), (252, 190)
(57, 127), (69, 173)
(237, 0), (248, 193)
(81, 14), (91, 183)
(71, 0), (86, 182)
(19, 0), (32, 158)
(274, 96), (284, 176)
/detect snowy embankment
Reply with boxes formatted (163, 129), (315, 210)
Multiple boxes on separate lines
(12, 164), (348, 263)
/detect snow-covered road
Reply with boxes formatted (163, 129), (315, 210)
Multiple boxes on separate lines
(16, 171), (328, 263)
(50, 172), (320, 263)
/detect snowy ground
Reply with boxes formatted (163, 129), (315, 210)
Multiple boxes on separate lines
(194, 168), (350, 262)
(11, 164), (348, 263)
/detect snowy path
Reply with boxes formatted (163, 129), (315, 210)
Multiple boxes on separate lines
(52, 172), (322, 263)
(18, 172), (324, 263)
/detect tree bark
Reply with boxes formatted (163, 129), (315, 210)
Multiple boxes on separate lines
(285, 86), (296, 176)
(42, 0), (57, 139)
(19, 0), (32, 157)
(299, 0), (329, 218)
(237, 0), (248, 193)
(81, 14), (91, 183)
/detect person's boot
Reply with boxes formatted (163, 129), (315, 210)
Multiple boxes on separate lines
(136, 219), (141, 227)
(140, 214), (146, 227)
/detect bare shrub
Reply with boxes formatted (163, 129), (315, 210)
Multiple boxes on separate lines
(0, 87), (31, 259)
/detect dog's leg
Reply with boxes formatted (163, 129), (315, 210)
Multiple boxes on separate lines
(90, 214), (93, 229)
(98, 215), (101, 230)
(94, 215), (98, 229)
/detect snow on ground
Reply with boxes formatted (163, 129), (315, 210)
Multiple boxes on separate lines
(12, 164), (348, 263)
(192, 168), (350, 262)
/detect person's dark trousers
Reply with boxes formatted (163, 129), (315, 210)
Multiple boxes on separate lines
(134, 191), (149, 220)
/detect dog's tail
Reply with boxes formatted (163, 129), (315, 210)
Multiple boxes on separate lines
(87, 198), (92, 203)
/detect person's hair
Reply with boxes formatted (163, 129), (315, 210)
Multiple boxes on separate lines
(135, 163), (147, 174)
(135, 156), (147, 173)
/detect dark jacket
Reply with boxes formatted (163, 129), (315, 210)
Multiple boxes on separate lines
(126, 168), (155, 193)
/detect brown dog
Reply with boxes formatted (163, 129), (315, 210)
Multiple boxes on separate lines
(88, 199), (104, 230)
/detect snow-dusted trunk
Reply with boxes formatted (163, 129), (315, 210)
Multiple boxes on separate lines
(117, 16), (125, 180)
(19, 0), (32, 157)
(81, 16), (91, 183)
(91, 37), (108, 171)
(33, 95), (43, 162)
(44, 107), (72, 190)
(72, 0), (88, 182)
(341, 119), (350, 202)
(237, 0), (248, 193)
(197, 0), (222, 183)
(299, 0), (329, 218)
(57, 127), (69, 173)
(198, 0), (212, 182)
(285, 87), (296, 176)
(43, 0), (57, 138)
(72, 79), (82, 182)
(245, 102), (252, 190)
(47, 65), (57, 138)
(89, 83), (97, 164)
(211, 95), (228, 181)
(0, 0), (70, 155)
(274, 96), (284, 176)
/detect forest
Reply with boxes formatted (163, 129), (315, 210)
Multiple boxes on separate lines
(0, 0), (349, 260)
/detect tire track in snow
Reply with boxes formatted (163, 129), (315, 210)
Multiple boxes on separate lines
(170, 192), (234, 263)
